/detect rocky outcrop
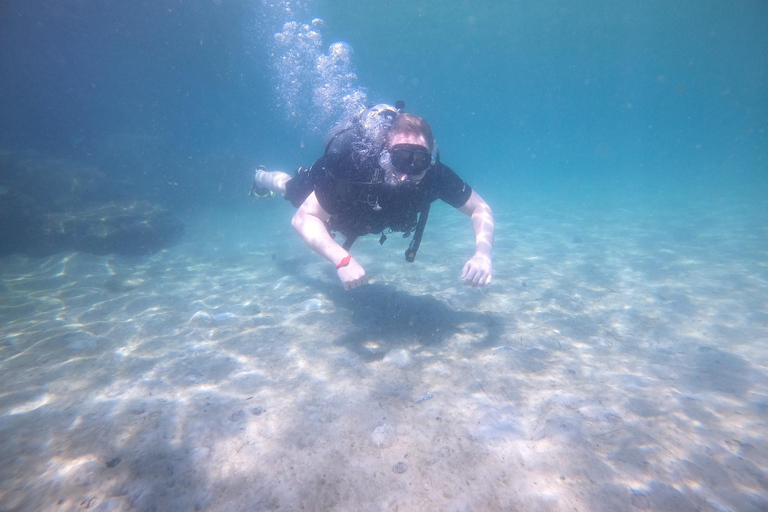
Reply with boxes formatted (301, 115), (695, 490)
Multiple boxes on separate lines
(0, 156), (184, 256)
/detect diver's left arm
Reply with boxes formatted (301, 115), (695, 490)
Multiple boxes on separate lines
(458, 190), (494, 287)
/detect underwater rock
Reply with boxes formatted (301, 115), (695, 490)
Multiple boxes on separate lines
(0, 156), (183, 256)
(4, 156), (115, 210)
(370, 423), (397, 448)
(0, 198), (184, 256)
(392, 462), (407, 474)
(415, 392), (434, 404)
(190, 311), (214, 325)
(105, 457), (122, 468)
(38, 201), (184, 256)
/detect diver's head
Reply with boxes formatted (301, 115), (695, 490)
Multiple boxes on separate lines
(380, 113), (435, 183)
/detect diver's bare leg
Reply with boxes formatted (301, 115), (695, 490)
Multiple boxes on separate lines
(254, 167), (291, 197)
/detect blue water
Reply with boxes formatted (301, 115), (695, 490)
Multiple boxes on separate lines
(1, 1), (768, 510)
(2, 0), (765, 207)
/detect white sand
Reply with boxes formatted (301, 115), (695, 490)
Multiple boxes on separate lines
(1, 196), (767, 511)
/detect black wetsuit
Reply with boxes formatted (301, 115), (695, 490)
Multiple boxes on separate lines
(284, 150), (472, 255)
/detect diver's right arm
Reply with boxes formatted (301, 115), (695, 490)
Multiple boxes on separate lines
(291, 192), (368, 290)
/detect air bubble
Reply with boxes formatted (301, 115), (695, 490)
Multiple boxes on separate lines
(264, 5), (367, 132)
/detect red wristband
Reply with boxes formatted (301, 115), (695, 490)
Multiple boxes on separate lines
(335, 254), (352, 269)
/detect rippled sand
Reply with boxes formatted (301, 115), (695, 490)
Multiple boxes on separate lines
(1, 197), (766, 511)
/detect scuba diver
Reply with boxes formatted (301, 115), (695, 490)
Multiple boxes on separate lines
(250, 102), (494, 290)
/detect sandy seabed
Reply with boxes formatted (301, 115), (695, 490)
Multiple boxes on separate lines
(1, 196), (767, 512)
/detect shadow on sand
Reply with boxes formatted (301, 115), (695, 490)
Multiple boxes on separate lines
(275, 256), (506, 362)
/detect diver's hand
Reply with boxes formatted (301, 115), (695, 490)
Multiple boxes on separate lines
(337, 257), (368, 290)
(461, 253), (492, 287)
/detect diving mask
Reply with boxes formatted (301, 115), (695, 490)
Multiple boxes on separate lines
(388, 144), (433, 175)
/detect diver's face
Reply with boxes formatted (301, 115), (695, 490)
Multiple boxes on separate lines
(385, 130), (431, 182)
